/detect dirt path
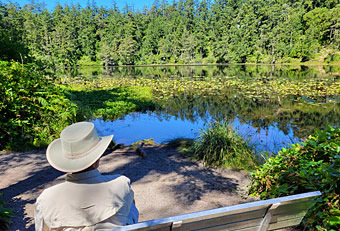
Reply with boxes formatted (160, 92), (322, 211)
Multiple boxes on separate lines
(0, 144), (256, 230)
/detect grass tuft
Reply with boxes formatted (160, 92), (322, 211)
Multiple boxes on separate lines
(193, 121), (258, 170)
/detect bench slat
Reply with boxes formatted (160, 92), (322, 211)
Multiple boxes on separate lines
(182, 205), (270, 224)
(271, 210), (306, 223)
(113, 222), (172, 231)
(273, 199), (314, 215)
(111, 191), (321, 231)
(268, 217), (304, 230)
(233, 226), (261, 231)
(194, 218), (263, 231)
(182, 208), (267, 230)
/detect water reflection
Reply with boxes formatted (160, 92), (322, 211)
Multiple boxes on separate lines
(157, 94), (339, 139)
(57, 64), (340, 82)
(61, 64), (339, 154)
(92, 112), (301, 154)
(91, 112), (204, 145)
(233, 119), (300, 154)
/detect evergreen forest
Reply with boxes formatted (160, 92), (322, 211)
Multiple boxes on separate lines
(0, 0), (339, 67)
(1, 1), (340, 230)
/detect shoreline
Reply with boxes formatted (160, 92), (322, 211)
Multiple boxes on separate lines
(75, 62), (340, 68)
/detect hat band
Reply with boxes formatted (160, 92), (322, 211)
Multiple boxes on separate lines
(64, 138), (103, 160)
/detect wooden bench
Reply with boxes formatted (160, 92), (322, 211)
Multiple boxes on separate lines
(111, 191), (321, 231)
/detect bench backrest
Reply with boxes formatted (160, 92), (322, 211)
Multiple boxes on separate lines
(111, 191), (321, 231)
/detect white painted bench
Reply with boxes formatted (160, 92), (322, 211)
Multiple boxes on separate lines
(111, 191), (321, 231)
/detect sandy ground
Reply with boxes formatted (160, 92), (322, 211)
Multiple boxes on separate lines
(0, 144), (257, 230)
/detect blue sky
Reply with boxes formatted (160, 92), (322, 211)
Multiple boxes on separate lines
(10, 0), (156, 12)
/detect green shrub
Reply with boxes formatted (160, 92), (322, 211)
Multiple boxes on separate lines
(249, 126), (340, 230)
(324, 53), (340, 63)
(0, 61), (77, 150)
(0, 192), (14, 230)
(202, 55), (217, 64)
(77, 55), (100, 66)
(193, 121), (258, 170)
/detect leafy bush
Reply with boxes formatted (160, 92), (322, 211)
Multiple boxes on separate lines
(193, 121), (258, 170)
(0, 61), (77, 150)
(325, 53), (340, 63)
(249, 126), (340, 230)
(0, 192), (13, 230)
(77, 55), (100, 66)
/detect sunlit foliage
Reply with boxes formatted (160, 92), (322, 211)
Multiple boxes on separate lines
(249, 126), (340, 230)
(0, 1), (339, 66)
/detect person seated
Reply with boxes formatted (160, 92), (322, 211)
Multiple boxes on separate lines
(35, 122), (139, 230)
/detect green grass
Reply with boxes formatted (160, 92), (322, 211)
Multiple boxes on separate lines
(166, 123), (259, 170)
(193, 121), (258, 170)
(131, 138), (157, 149)
(64, 86), (158, 120)
(165, 138), (195, 155)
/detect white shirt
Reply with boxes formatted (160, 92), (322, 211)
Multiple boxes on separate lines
(35, 169), (138, 230)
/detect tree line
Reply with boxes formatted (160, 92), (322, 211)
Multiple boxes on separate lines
(0, 0), (339, 67)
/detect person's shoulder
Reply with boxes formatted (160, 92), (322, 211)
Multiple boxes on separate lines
(102, 174), (131, 185)
(36, 182), (68, 202)
(101, 175), (132, 194)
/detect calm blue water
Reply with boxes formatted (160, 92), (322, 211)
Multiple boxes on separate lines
(91, 112), (204, 144)
(76, 64), (339, 154)
(92, 111), (301, 154)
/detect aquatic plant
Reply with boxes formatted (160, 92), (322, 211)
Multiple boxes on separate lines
(63, 75), (340, 104)
(249, 126), (340, 230)
(193, 121), (258, 170)
(62, 74), (339, 141)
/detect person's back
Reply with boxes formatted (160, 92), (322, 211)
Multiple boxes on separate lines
(34, 122), (138, 230)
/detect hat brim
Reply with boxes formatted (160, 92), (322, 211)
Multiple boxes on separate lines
(46, 135), (113, 173)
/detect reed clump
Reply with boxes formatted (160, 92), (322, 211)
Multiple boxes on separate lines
(193, 121), (258, 170)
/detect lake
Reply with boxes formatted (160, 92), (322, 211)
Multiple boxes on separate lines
(59, 64), (340, 154)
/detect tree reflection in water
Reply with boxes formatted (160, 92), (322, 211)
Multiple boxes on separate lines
(62, 64), (339, 154)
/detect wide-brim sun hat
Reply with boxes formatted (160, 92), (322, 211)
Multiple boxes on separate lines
(46, 122), (113, 173)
